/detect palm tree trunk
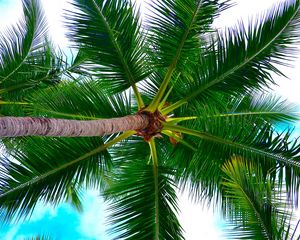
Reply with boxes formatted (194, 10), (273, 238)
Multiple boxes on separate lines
(0, 115), (149, 137)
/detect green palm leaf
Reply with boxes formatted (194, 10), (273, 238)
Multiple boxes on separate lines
(146, 0), (230, 109)
(27, 80), (132, 119)
(177, 92), (299, 126)
(67, 0), (148, 104)
(0, 136), (111, 223)
(167, 120), (300, 166)
(221, 156), (295, 239)
(164, 119), (300, 201)
(0, 0), (66, 117)
(0, 0), (47, 82)
(104, 161), (183, 240)
(170, 0), (300, 106)
(0, 43), (64, 116)
(0, 0), (63, 103)
(146, 0), (230, 69)
(222, 93), (300, 123)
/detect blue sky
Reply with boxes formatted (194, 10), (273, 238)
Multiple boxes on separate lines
(0, 190), (109, 240)
(0, 0), (299, 239)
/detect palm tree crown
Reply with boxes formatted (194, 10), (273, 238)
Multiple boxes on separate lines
(0, 0), (300, 239)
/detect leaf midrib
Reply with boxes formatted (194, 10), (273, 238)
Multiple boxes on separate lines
(149, 0), (204, 110)
(172, 0), (204, 69)
(164, 125), (300, 168)
(149, 139), (160, 240)
(210, 111), (298, 119)
(236, 181), (272, 239)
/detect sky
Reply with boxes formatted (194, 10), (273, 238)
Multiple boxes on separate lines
(0, 0), (299, 239)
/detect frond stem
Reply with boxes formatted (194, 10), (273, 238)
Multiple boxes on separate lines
(161, 100), (187, 115)
(210, 111), (299, 119)
(162, 130), (197, 151)
(149, 138), (159, 240)
(148, 68), (174, 112)
(163, 124), (300, 168)
(147, 1), (203, 112)
(166, 116), (198, 123)
(0, 101), (30, 105)
(158, 86), (173, 110)
(164, 110), (299, 121)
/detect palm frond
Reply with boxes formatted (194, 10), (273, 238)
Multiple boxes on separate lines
(104, 161), (183, 240)
(0, 136), (111, 223)
(146, 0), (231, 110)
(166, 120), (300, 167)
(222, 93), (300, 123)
(175, 0), (300, 103)
(179, 92), (299, 126)
(146, 0), (230, 70)
(63, 48), (91, 80)
(139, 71), (166, 102)
(27, 80), (132, 119)
(221, 156), (296, 239)
(66, 0), (148, 98)
(0, 0), (63, 106)
(0, 0), (47, 81)
(66, 183), (84, 212)
(109, 135), (150, 166)
(164, 118), (300, 202)
(0, 42), (63, 105)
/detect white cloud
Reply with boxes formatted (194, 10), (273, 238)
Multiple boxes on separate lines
(0, 202), (58, 240)
(272, 65), (300, 105)
(214, 0), (287, 29)
(77, 190), (109, 240)
(40, 0), (75, 49)
(28, 203), (58, 222)
(178, 190), (225, 240)
(0, 0), (74, 49)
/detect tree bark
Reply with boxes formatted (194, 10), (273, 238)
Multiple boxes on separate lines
(0, 115), (149, 137)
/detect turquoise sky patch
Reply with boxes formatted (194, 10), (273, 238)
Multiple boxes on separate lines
(0, 190), (108, 240)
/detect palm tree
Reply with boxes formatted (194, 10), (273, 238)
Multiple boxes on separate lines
(0, 0), (300, 239)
